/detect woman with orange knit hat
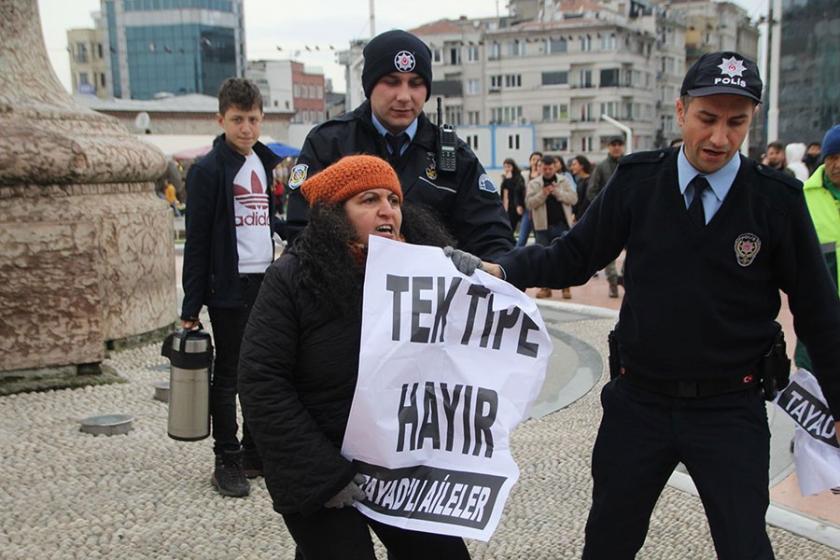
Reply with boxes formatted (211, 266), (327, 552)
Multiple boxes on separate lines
(239, 155), (471, 560)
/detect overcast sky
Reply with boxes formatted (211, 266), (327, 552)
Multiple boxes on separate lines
(39, 0), (768, 95)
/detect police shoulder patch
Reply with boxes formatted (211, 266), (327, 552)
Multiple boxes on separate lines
(619, 149), (668, 166)
(478, 173), (497, 194)
(755, 162), (802, 191)
(288, 164), (308, 190)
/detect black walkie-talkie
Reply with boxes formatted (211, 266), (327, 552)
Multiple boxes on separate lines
(436, 97), (457, 173)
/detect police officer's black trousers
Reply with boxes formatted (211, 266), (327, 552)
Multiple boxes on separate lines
(582, 377), (774, 560)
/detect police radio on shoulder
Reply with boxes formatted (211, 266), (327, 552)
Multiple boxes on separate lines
(436, 97), (457, 173)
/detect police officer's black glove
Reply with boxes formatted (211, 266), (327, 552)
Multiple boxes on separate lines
(444, 246), (483, 276)
(324, 473), (366, 508)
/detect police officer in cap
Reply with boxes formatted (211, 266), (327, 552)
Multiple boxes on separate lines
(451, 51), (840, 558)
(285, 29), (513, 259)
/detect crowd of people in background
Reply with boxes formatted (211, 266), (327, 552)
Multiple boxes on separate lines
(161, 134), (833, 296)
(484, 132), (837, 305)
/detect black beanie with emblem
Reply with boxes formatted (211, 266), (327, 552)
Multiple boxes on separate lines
(362, 30), (432, 100)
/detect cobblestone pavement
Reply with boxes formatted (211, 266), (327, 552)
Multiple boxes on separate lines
(1, 317), (837, 559)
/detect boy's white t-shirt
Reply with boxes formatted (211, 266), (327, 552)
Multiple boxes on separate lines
(232, 151), (272, 273)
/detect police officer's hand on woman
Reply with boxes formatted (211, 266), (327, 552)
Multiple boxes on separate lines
(444, 246), (503, 279)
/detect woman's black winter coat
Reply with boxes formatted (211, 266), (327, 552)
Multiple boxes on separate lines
(238, 249), (361, 516)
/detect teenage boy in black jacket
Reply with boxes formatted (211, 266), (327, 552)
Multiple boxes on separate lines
(181, 78), (280, 497)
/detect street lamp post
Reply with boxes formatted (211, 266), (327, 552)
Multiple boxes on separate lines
(601, 114), (633, 155)
(766, 0), (782, 143)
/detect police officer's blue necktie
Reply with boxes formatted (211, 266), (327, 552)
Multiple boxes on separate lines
(385, 133), (409, 165)
(688, 175), (711, 226)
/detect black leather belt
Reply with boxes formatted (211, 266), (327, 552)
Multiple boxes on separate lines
(619, 367), (759, 398)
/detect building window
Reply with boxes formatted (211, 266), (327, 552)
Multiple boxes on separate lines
(579, 34), (591, 52)
(466, 134), (479, 150)
(79, 72), (90, 86)
(580, 102), (593, 121)
(467, 110), (480, 125)
(466, 79), (481, 95)
(489, 75), (502, 91)
(489, 42), (501, 60)
(578, 69), (592, 88)
(508, 134), (520, 150)
(600, 102), (619, 118)
(509, 39), (525, 57)
(600, 68), (619, 87)
(623, 100), (634, 120)
(445, 105), (463, 126)
(449, 46), (461, 65)
(546, 37), (567, 53)
(600, 33), (617, 51)
(432, 48), (442, 63)
(581, 136), (593, 151)
(491, 106), (523, 124)
(97, 43), (103, 59)
(543, 137), (569, 151)
(504, 74), (522, 88)
(100, 72), (106, 87)
(541, 71), (568, 86)
(75, 42), (89, 63)
(542, 104), (569, 122)
(467, 45), (479, 62)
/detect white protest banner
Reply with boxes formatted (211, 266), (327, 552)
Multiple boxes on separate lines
(341, 236), (552, 541)
(774, 368), (840, 495)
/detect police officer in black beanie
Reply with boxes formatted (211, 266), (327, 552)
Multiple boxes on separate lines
(284, 29), (513, 260)
(450, 51), (840, 559)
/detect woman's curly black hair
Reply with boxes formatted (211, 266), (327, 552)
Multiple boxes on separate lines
(294, 201), (455, 316)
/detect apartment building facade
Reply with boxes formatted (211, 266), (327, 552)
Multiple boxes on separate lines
(246, 60), (326, 124)
(338, 0), (757, 164)
(67, 23), (111, 99)
(410, 1), (676, 161)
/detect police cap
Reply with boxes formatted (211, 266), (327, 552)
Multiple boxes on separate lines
(680, 51), (762, 103)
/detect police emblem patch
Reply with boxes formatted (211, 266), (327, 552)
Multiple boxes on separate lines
(734, 233), (761, 267)
(394, 50), (416, 73)
(288, 164), (308, 190)
(718, 56), (746, 78)
(478, 173), (497, 194)
(425, 153), (437, 180)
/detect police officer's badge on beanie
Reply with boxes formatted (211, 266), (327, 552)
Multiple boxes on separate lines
(394, 50), (415, 72)
(681, 51), (762, 102)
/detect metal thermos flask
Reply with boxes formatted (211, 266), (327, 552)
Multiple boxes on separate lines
(161, 328), (213, 441)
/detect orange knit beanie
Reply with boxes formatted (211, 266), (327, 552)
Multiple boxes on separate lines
(300, 155), (403, 206)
